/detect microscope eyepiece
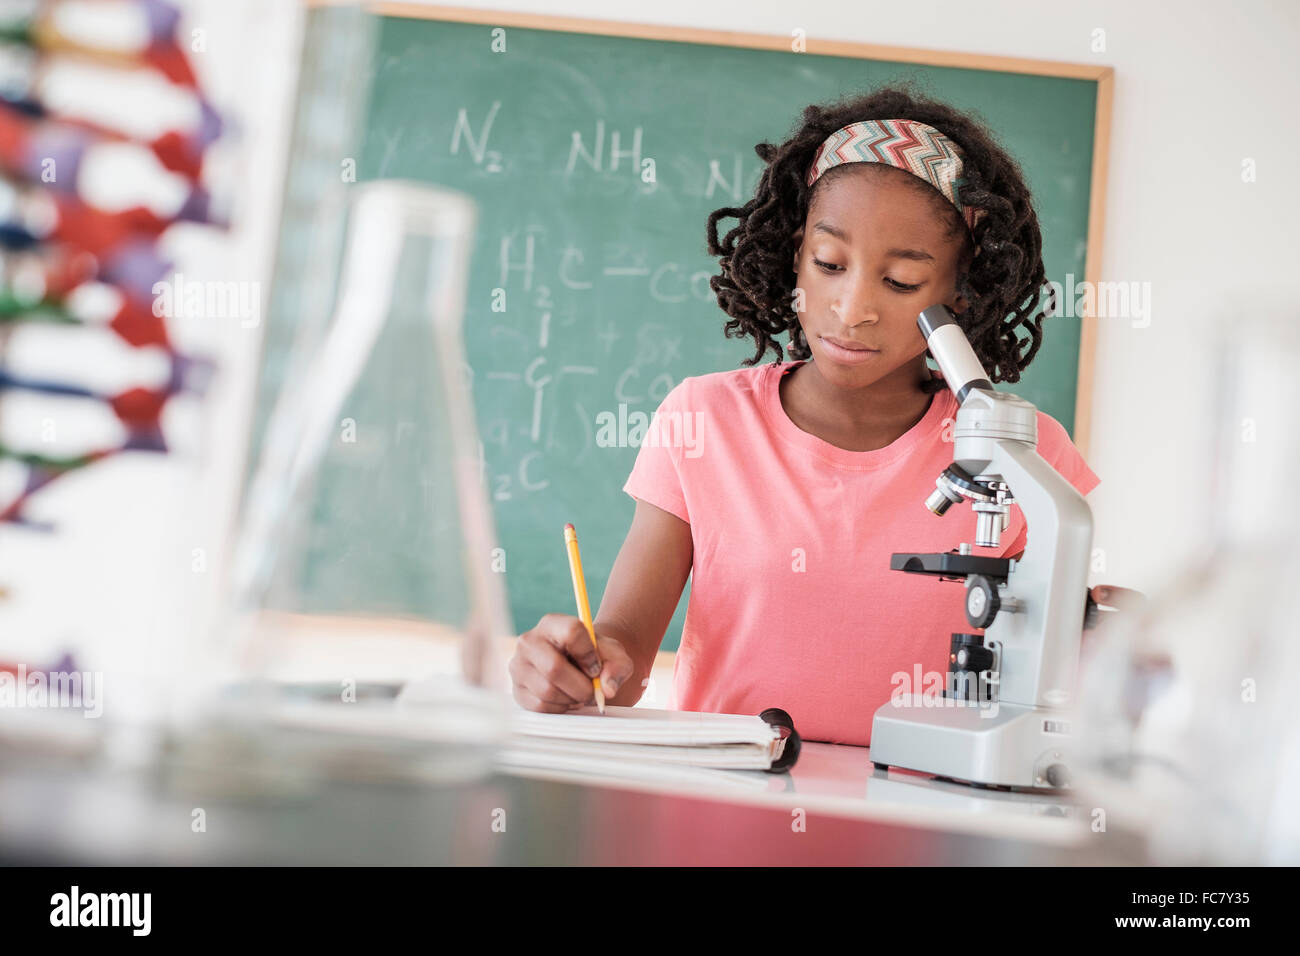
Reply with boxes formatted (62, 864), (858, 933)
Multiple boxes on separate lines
(918, 305), (994, 405)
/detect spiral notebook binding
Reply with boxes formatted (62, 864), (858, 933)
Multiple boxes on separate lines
(759, 707), (802, 773)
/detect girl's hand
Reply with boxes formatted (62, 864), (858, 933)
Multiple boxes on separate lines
(509, 614), (636, 713)
(1086, 585), (1151, 640)
(1086, 584), (1173, 690)
(1089, 584), (1148, 613)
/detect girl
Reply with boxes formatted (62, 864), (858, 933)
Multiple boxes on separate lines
(509, 85), (1134, 746)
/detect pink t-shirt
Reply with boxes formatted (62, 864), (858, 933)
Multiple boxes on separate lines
(622, 360), (1101, 747)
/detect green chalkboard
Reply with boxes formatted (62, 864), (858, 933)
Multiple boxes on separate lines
(266, 10), (1103, 652)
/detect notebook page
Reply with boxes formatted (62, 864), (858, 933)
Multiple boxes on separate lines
(510, 704), (780, 748)
(495, 748), (775, 791)
(503, 734), (774, 769)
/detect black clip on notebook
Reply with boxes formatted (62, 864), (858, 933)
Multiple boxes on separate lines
(759, 707), (802, 773)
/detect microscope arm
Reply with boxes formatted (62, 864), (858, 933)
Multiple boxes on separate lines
(987, 437), (1093, 707)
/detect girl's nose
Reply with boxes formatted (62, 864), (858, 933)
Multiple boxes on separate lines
(832, 274), (880, 326)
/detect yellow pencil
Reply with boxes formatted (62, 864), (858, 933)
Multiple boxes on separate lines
(563, 523), (606, 714)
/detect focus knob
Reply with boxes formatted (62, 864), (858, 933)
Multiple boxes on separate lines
(965, 574), (1001, 629)
(955, 644), (995, 671)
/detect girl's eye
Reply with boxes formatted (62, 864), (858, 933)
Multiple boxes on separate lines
(812, 259), (920, 292)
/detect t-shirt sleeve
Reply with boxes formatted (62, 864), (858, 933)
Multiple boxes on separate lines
(1038, 412), (1101, 498)
(622, 380), (691, 524)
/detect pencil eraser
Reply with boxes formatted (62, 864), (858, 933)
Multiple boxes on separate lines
(564, 523), (575, 532)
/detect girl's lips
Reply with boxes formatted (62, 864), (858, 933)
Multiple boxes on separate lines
(819, 335), (880, 365)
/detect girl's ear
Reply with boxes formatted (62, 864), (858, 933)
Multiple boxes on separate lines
(791, 227), (804, 272)
(953, 292), (970, 315)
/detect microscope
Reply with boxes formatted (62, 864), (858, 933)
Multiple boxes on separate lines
(869, 305), (1098, 791)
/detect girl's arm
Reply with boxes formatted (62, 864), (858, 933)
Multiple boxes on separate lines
(593, 499), (693, 706)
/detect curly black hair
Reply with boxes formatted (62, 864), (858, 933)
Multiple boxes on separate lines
(705, 83), (1055, 396)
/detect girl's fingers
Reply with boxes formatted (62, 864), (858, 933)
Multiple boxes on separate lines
(516, 668), (584, 710)
(1091, 585), (1148, 612)
(517, 636), (597, 705)
(516, 688), (574, 714)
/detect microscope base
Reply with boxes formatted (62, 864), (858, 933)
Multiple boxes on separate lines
(869, 696), (1071, 791)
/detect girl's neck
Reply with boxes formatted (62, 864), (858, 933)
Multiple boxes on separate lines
(787, 354), (934, 432)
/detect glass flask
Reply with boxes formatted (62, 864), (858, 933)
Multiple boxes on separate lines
(167, 181), (513, 797)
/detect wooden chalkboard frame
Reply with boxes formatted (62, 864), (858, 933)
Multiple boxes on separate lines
(365, 2), (1113, 455)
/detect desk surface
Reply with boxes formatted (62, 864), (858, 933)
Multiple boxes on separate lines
(246, 622), (1085, 845)
(0, 671), (1149, 864)
(0, 734), (1143, 865)
(500, 740), (1091, 848)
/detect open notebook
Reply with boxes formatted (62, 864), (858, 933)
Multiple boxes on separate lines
(496, 705), (800, 784)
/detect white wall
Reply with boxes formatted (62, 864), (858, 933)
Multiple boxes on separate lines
(402, 0), (1300, 600)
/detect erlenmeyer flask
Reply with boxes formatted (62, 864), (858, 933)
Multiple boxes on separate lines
(173, 181), (511, 790)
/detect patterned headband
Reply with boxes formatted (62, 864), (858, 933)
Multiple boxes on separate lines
(805, 118), (984, 233)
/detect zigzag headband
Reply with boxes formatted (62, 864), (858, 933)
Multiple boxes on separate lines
(805, 118), (985, 233)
